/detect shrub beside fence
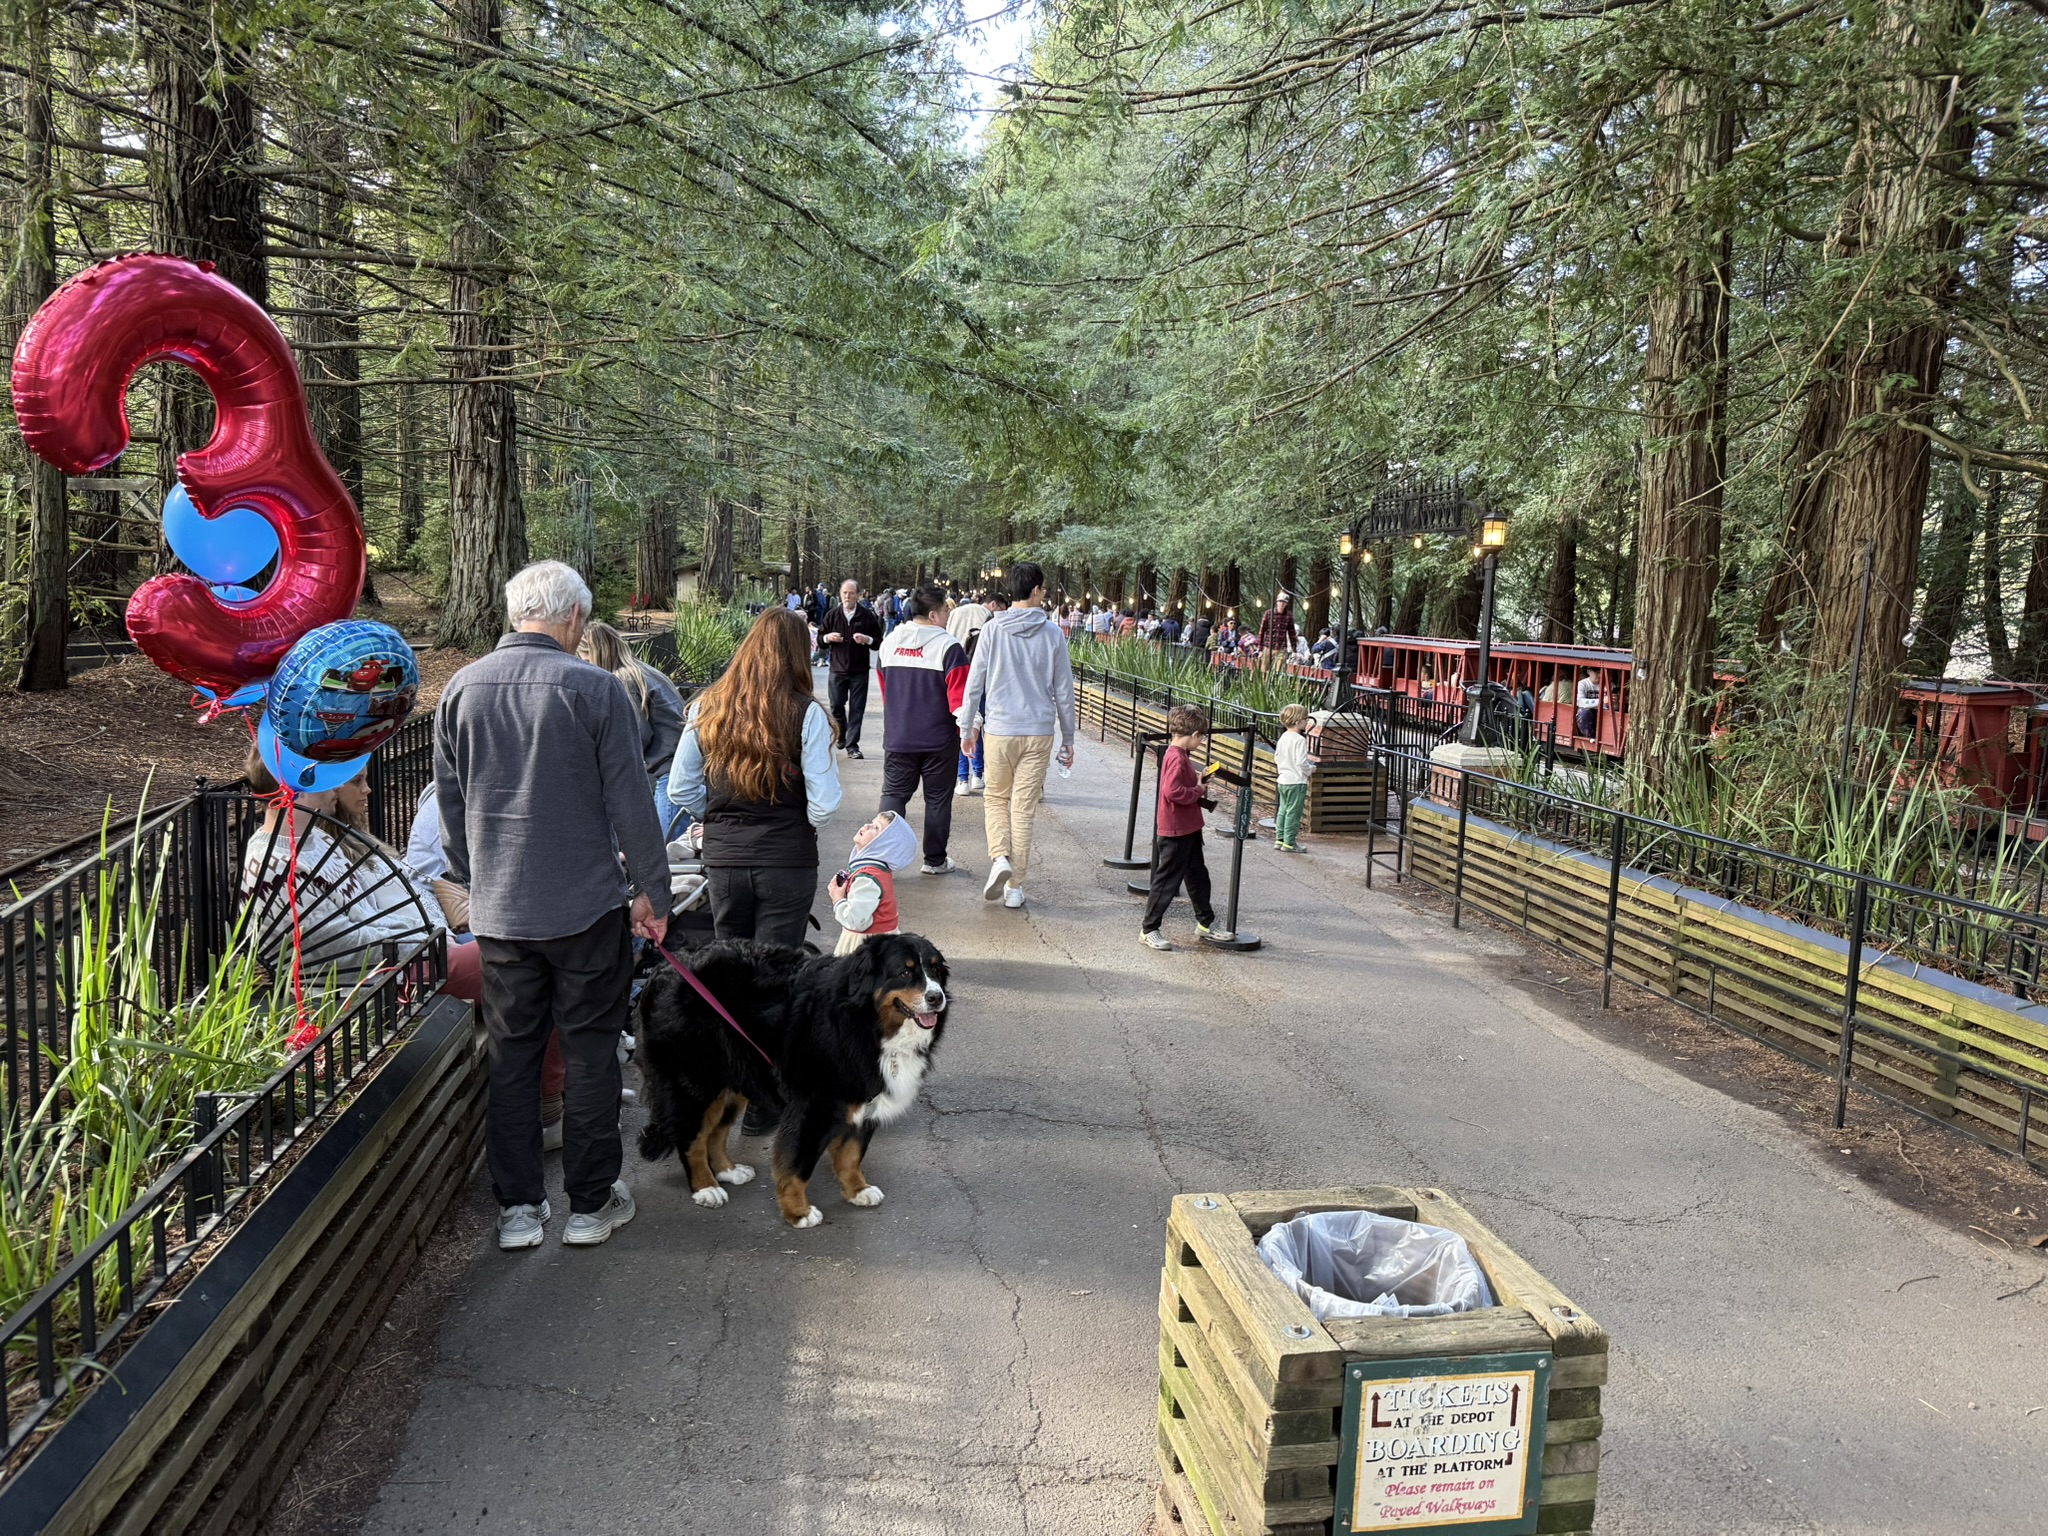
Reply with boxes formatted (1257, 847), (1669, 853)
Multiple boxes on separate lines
(0, 989), (482, 1534)
(1386, 752), (2048, 1168)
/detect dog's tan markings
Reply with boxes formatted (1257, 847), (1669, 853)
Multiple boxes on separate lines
(684, 1089), (733, 1192)
(827, 1133), (871, 1200)
(771, 1142), (815, 1225)
(706, 1094), (743, 1174)
(875, 983), (929, 1038)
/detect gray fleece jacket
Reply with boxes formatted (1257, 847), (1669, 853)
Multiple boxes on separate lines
(956, 605), (1078, 745)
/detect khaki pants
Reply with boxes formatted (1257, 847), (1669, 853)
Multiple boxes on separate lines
(982, 734), (1054, 887)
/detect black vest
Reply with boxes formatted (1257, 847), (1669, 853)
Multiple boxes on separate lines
(701, 708), (816, 869)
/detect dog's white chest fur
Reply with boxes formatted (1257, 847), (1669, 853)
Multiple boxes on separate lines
(860, 1029), (931, 1127)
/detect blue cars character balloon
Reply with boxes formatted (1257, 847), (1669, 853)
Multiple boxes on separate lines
(256, 716), (372, 793)
(263, 620), (420, 784)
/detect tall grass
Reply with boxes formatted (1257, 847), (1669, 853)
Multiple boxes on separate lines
(1482, 667), (2039, 910)
(1072, 635), (1324, 718)
(0, 816), (333, 1330)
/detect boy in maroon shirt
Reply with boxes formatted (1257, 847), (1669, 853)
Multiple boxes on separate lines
(1142, 705), (1233, 949)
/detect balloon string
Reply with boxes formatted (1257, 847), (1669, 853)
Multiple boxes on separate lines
(279, 784), (313, 1051)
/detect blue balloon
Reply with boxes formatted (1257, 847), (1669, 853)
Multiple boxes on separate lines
(264, 620), (420, 767)
(257, 717), (371, 793)
(162, 484), (280, 586)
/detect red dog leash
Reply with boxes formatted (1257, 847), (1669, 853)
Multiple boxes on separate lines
(651, 941), (776, 1067)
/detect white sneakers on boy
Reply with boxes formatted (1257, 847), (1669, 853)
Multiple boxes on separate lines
(1004, 887), (1026, 909)
(983, 857), (1012, 900)
(1140, 930), (1173, 951)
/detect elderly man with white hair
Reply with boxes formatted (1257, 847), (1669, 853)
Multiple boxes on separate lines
(434, 560), (672, 1252)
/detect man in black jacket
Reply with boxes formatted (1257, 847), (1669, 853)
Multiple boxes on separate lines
(819, 577), (884, 757)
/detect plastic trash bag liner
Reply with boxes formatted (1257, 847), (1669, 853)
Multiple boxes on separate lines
(1256, 1210), (1495, 1320)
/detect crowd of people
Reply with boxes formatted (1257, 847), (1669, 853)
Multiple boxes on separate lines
(248, 557), (1093, 1254)
(239, 556), (1297, 1254)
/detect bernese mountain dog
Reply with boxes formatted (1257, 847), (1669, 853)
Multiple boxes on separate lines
(633, 932), (949, 1228)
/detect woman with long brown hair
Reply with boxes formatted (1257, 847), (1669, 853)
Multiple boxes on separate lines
(667, 606), (842, 946)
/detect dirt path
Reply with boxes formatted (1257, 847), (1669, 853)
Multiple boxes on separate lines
(1, 574), (471, 871)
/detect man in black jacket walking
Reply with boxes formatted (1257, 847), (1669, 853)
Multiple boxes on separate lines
(819, 577), (884, 757)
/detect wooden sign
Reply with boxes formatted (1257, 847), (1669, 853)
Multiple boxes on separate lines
(1334, 1351), (1552, 1534)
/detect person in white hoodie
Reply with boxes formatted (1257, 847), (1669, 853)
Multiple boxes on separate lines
(955, 562), (1078, 909)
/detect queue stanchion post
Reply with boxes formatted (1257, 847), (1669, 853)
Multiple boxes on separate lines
(1128, 738), (1168, 895)
(1104, 729), (1159, 870)
(1199, 725), (1262, 952)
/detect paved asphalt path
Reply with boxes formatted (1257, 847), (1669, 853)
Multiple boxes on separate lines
(363, 693), (2048, 1536)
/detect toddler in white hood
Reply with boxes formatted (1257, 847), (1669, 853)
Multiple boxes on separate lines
(829, 811), (919, 954)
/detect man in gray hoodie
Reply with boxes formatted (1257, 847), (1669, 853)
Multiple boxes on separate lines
(956, 561), (1078, 909)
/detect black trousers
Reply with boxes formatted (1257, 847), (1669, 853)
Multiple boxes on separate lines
(829, 669), (870, 751)
(478, 907), (633, 1214)
(708, 864), (817, 949)
(880, 746), (957, 864)
(1143, 831), (1214, 933)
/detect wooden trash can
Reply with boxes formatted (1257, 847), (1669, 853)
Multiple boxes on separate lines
(1155, 1186), (1605, 1536)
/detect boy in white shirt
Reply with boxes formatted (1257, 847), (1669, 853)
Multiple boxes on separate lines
(1274, 703), (1312, 852)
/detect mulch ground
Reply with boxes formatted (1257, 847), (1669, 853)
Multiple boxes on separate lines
(0, 575), (474, 870)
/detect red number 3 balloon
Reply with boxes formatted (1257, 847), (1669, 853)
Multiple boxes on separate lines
(9, 253), (364, 698)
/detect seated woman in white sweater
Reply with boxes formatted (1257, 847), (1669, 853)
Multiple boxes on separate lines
(239, 747), (480, 1000)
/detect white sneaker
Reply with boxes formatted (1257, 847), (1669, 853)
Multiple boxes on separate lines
(497, 1199), (551, 1250)
(1140, 930), (1173, 951)
(983, 857), (1012, 900)
(921, 857), (956, 875)
(1004, 886), (1025, 909)
(562, 1182), (636, 1246)
(968, 774), (984, 793)
(542, 1119), (564, 1152)
(1197, 921), (1235, 942)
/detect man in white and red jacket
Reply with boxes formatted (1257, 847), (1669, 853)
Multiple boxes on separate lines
(877, 583), (971, 874)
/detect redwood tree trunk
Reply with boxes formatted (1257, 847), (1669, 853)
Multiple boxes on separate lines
(2012, 479), (2048, 681)
(1908, 488), (1976, 676)
(1806, 0), (1979, 729)
(1630, 75), (1735, 798)
(1755, 377), (1840, 654)
(1167, 568), (1189, 620)
(636, 495), (676, 607)
(439, 0), (526, 650)
(294, 118), (366, 601)
(702, 372), (735, 599)
(1393, 575), (1422, 635)
(1305, 553), (1331, 637)
(1541, 515), (1578, 644)
(1982, 476), (2012, 676)
(14, 0), (67, 691)
(148, 3), (267, 482)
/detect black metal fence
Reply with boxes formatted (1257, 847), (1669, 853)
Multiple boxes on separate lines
(364, 713), (436, 849)
(1, 931), (445, 1474)
(1073, 661), (1303, 750)
(1380, 748), (2046, 1168)
(1074, 663), (1556, 770)
(4, 791), (273, 1121)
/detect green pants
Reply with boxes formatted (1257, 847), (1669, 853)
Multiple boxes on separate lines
(1275, 782), (1307, 847)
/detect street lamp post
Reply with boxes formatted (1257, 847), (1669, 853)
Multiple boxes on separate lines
(1463, 514), (1511, 746)
(1330, 521), (1366, 711)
